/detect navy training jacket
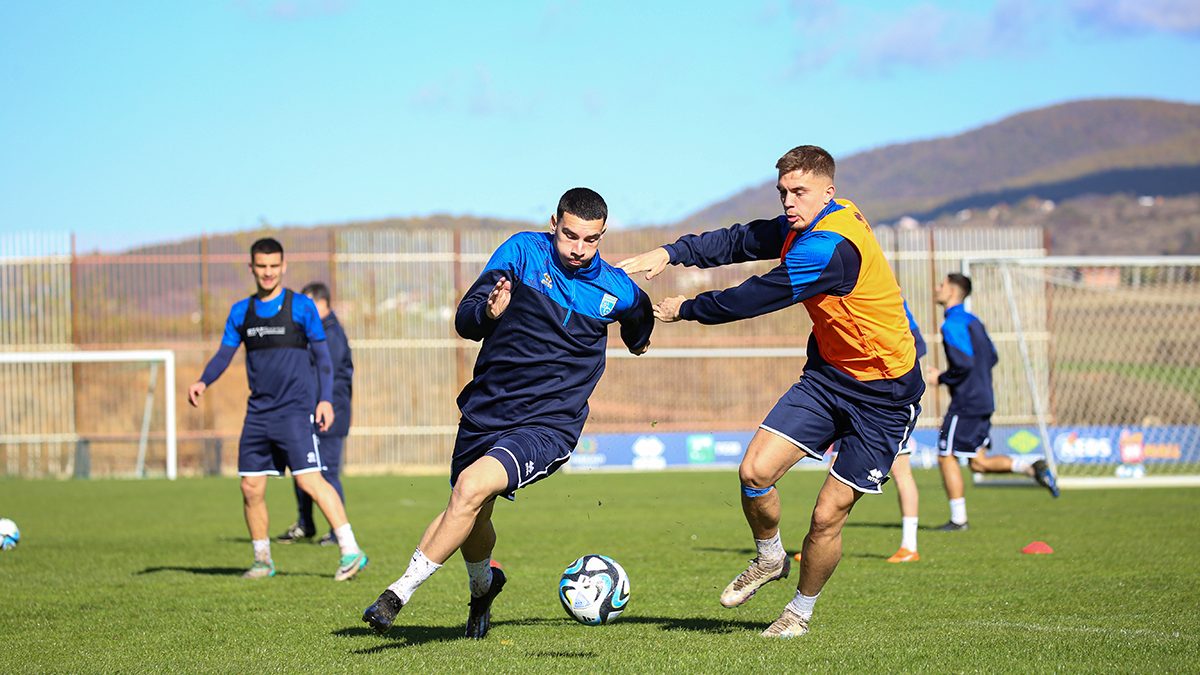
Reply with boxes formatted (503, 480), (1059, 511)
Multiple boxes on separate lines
(938, 304), (998, 416)
(455, 232), (654, 440)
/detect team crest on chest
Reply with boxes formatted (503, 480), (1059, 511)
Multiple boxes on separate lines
(599, 293), (618, 316)
(541, 272), (554, 289)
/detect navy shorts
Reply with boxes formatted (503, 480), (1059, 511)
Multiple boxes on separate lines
(238, 413), (323, 477)
(938, 414), (992, 457)
(450, 422), (574, 500)
(760, 376), (920, 494)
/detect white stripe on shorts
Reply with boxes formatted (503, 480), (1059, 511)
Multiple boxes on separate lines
(759, 424), (824, 460)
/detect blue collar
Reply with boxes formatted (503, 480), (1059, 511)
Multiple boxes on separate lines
(944, 304), (966, 319)
(797, 200), (843, 236)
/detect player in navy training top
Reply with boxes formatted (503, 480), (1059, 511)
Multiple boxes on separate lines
(187, 238), (368, 581)
(927, 273), (1059, 532)
(276, 281), (354, 547)
(363, 187), (654, 640)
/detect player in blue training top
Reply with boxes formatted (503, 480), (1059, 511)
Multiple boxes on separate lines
(928, 273), (1059, 532)
(275, 281), (354, 547)
(620, 145), (924, 638)
(362, 187), (654, 640)
(188, 238), (368, 581)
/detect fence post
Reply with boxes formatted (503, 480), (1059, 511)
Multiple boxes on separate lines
(73, 439), (90, 479)
(204, 438), (222, 476)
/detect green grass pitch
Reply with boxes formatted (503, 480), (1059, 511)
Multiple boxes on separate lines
(1, 470), (1198, 672)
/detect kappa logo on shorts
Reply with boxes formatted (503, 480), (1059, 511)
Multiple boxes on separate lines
(867, 468), (884, 484)
(599, 293), (618, 316)
(541, 273), (554, 289)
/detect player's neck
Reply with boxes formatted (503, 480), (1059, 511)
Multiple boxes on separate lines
(256, 286), (284, 302)
(944, 299), (964, 312)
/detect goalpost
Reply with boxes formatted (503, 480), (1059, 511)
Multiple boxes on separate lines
(0, 349), (177, 480)
(961, 256), (1200, 488)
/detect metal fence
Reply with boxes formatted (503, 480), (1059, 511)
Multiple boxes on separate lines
(0, 224), (1045, 477)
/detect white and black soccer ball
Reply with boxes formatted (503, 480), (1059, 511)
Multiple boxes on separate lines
(0, 518), (19, 551)
(558, 554), (630, 625)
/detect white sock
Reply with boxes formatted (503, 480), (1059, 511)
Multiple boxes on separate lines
(252, 539), (271, 563)
(387, 548), (442, 604)
(949, 498), (967, 524)
(465, 557), (494, 598)
(334, 523), (360, 555)
(901, 517), (919, 551)
(1009, 455), (1033, 474)
(787, 590), (820, 620)
(755, 532), (785, 562)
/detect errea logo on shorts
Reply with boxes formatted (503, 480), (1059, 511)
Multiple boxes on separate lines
(867, 468), (884, 484)
(525, 460), (535, 475)
(247, 326), (286, 338)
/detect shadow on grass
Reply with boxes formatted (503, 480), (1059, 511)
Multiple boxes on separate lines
(842, 521), (901, 530)
(135, 566), (325, 578)
(337, 614), (766, 652)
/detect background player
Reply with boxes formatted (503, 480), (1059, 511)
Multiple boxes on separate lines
(361, 188), (653, 639)
(276, 281), (354, 547)
(619, 145), (923, 638)
(188, 237), (368, 580)
(885, 301), (926, 563)
(928, 273), (1059, 532)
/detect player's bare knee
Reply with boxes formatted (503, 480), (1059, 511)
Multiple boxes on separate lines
(967, 457), (985, 472)
(450, 476), (498, 514)
(738, 461), (774, 490)
(240, 478), (265, 503)
(809, 502), (848, 537)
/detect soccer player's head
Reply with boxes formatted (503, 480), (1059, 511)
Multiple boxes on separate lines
(249, 238), (286, 294)
(302, 281), (331, 318)
(775, 145), (837, 231)
(550, 187), (607, 270)
(936, 273), (972, 306)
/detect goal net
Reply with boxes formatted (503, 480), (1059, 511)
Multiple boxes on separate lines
(0, 350), (178, 479)
(962, 256), (1200, 488)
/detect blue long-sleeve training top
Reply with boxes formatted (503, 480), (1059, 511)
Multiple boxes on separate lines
(199, 288), (333, 416)
(455, 232), (654, 439)
(938, 304), (998, 416)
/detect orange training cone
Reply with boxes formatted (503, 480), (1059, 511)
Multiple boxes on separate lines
(1021, 541), (1054, 555)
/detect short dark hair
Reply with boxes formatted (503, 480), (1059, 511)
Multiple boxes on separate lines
(301, 281), (331, 304)
(250, 237), (284, 259)
(947, 273), (973, 297)
(776, 145), (836, 180)
(556, 187), (607, 223)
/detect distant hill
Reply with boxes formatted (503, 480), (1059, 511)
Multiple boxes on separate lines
(672, 98), (1200, 253)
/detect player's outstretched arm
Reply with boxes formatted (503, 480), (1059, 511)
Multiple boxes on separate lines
(616, 247), (671, 281)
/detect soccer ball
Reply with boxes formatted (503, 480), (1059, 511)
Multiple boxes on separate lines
(558, 554), (630, 625)
(0, 518), (18, 551)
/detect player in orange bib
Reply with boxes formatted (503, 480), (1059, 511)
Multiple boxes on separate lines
(619, 145), (924, 637)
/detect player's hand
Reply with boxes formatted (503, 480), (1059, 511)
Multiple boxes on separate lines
(616, 247), (671, 280)
(315, 401), (334, 432)
(629, 340), (650, 356)
(653, 296), (686, 323)
(187, 381), (206, 407)
(925, 366), (941, 386)
(486, 276), (512, 319)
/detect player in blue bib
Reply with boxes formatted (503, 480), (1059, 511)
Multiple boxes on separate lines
(362, 188), (654, 640)
(188, 237), (368, 581)
(927, 273), (1059, 532)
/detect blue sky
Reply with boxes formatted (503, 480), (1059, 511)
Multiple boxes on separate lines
(2, 0), (1199, 251)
